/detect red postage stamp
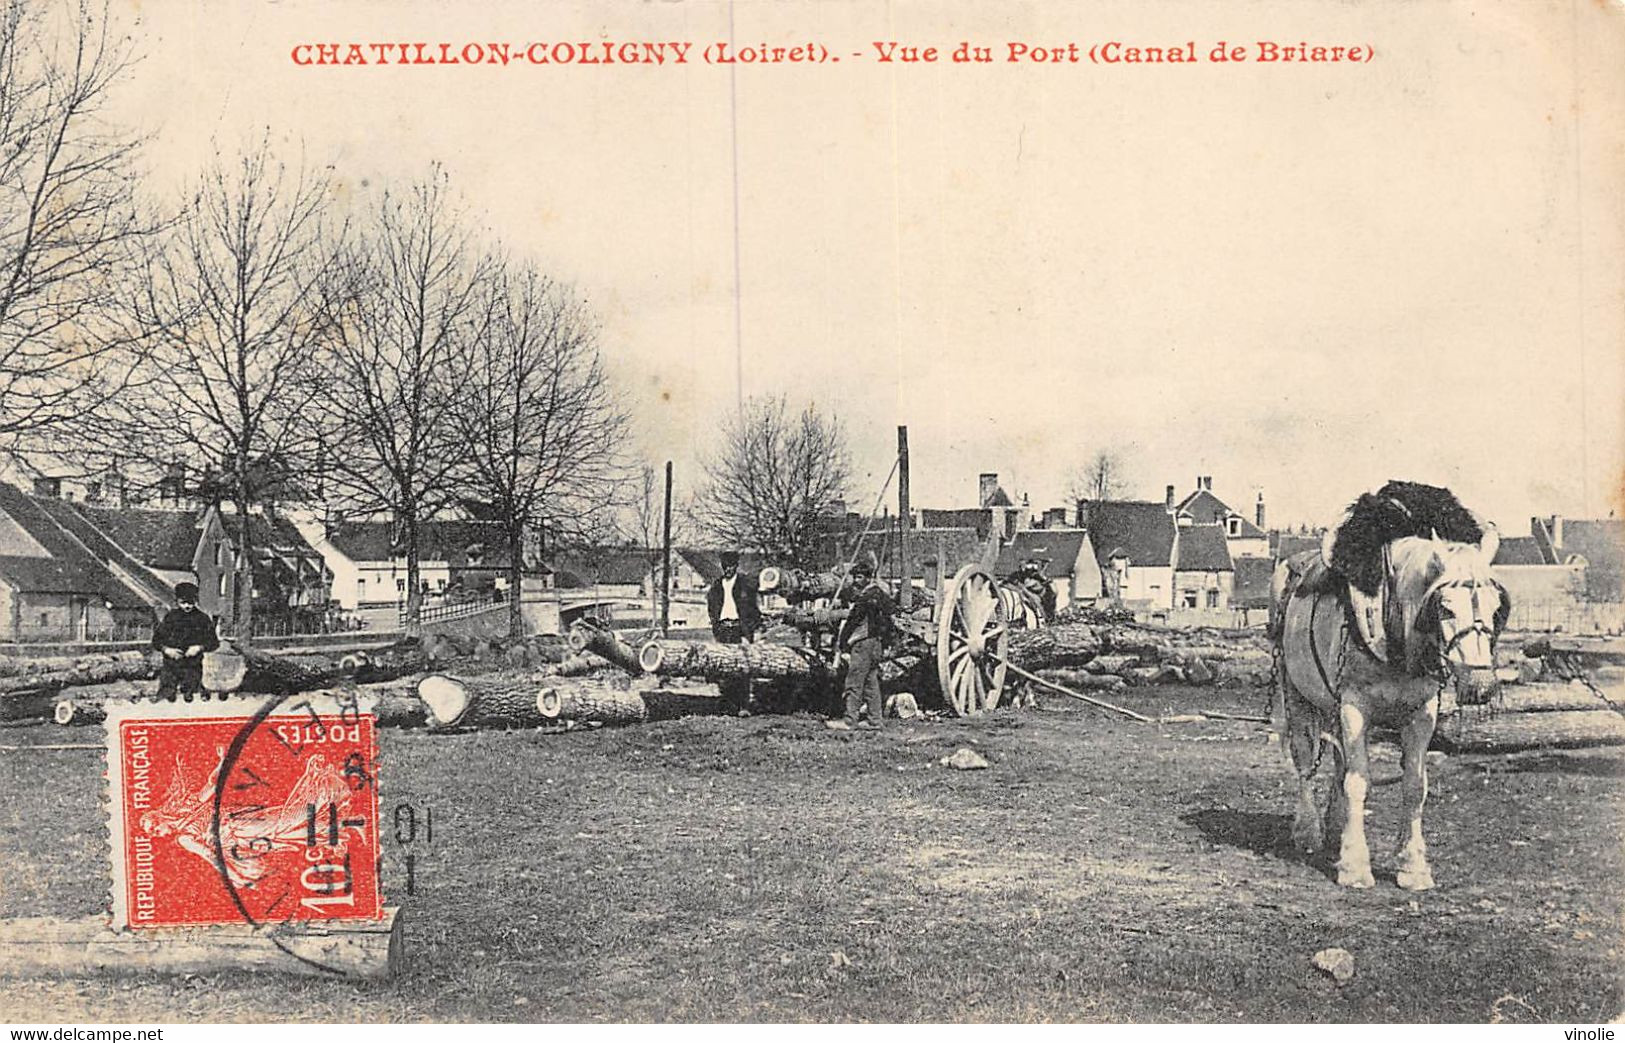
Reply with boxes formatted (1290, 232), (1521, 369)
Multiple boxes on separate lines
(105, 695), (383, 930)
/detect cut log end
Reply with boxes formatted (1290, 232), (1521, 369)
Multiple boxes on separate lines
(638, 641), (665, 673)
(537, 686), (562, 719)
(418, 675), (471, 728)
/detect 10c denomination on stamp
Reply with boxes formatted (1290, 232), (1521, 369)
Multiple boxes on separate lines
(105, 695), (383, 930)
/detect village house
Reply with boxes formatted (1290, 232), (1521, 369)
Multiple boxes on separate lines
(993, 528), (1102, 613)
(1077, 499), (1177, 609)
(1170, 476), (1270, 559)
(69, 503), (235, 622)
(0, 481), (167, 641)
(920, 472), (1030, 545)
(1491, 515), (1622, 608)
(300, 518), (533, 610)
(1170, 523), (1234, 610)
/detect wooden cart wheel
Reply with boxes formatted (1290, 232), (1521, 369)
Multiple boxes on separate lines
(936, 563), (1009, 716)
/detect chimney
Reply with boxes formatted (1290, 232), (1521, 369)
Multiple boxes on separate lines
(1202, 476), (1213, 492)
(1550, 516), (1564, 549)
(1076, 500), (1091, 529)
(1256, 492), (1266, 530)
(978, 473), (999, 508)
(1043, 507), (1068, 528)
(1165, 484), (1176, 511)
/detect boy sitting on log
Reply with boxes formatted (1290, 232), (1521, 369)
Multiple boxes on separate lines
(152, 582), (220, 700)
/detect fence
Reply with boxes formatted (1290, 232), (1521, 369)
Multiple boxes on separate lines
(404, 591), (508, 626)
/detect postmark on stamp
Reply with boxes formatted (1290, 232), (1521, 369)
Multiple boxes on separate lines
(105, 694), (383, 930)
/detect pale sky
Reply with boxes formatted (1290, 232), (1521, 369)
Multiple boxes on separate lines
(106, 0), (1625, 536)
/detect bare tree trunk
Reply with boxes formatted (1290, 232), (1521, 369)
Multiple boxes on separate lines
(233, 488), (254, 641)
(403, 511), (422, 636)
(508, 521), (525, 641)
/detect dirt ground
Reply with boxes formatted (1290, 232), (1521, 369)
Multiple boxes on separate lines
(1, 682), (1621, 1023)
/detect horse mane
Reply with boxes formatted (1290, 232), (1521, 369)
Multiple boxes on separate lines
(1329, 481), (1483, 595)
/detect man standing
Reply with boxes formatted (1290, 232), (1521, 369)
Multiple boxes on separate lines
(707, 550), (760, 714)
(152, 581), (220, 700)
(834, 553), (896, 730)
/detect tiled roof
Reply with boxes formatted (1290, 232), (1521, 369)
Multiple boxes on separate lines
(1081, 500), (1176, 568)
(1174, 524), (1234, 572)
(73, 505), (204, 571)
(326, 520), (396, 562)
(552, 548), (657, 588)
(995, 529), (1091, 577)
(906, 527), (993, 580)
(1492, 536), (1552, 566)
(920, 508), (997, 540)
(28, 497), (175, 604)
(0, 483), (157, 607)
(1230, 556), (1276, 609)
(326, 519), (520, 569)
(1176, 488), (1266, 539)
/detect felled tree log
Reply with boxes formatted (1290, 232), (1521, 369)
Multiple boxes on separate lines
(0, 653), (158, 696)
(639, 639), (831, 681)
(537, 680), (731, 725)
(1482, 682), (1622, 715)
(1007, 623), (1106, 670)
(417, 673), (550, 729)
(567, 623), (645, 675)
(1037, 668), (1128, 691)
(0, 650), (154, 683)
(763, 569), (845, 603)
(51, 680), (157, 726)
(549, 653), (616, 677)
(1434, 707), (1625, 753)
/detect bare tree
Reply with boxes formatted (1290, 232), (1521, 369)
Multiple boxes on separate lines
(694, 395), (851, 569)
(620, 461), (696, 600)
(1068, 448), (1131, 503)
(104, 139), (341, 636)
(0, 0), (152, 456)
(448, 261), (629, 639)
(316, 168), (494, 632)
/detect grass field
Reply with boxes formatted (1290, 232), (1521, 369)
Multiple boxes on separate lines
(2, 683), (1621, 1023)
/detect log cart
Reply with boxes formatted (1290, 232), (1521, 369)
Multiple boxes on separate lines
(758, 562), (1048, 717)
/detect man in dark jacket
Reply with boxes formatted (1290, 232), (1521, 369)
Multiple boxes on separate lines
(152, 581), (220, 699)
(835, 553), (896, 729)
(707, 550), (760, 714)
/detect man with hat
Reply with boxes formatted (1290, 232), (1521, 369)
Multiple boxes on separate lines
(151, 581), (220, 700)
(834, 551), (896, 729)
(706, 550), (760, 714)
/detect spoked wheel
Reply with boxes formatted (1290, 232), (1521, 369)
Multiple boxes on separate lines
(936, 563), (1009, 716)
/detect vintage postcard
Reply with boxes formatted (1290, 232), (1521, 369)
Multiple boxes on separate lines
(0, 0), (1621, 1028)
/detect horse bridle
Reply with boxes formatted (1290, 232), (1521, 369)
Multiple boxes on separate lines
(1426, 577), (1499, 662)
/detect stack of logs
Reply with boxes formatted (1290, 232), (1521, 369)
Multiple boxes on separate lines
(1007, 622), (1276, 692)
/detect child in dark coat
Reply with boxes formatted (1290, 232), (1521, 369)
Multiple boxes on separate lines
(152, 582), (219, 699)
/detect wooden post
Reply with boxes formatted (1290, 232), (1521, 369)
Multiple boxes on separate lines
(897, 426), (912, 610)
(662, 460), (674, 636)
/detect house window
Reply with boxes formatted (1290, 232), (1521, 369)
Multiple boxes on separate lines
(396, 578), (405, 593)
(39, 612), (48, 627)
(1206, 589), (1220, 609)
(1181, 590), (1198, 609)
(1227, 517), (1240, 537)
(437, 578), (446, 591)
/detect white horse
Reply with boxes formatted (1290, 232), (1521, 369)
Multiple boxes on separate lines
(1271, 532), (1509, 889)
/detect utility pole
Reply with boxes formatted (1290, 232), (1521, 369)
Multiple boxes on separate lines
(897, 425), (912, 610)
(661, 460), (674, 636)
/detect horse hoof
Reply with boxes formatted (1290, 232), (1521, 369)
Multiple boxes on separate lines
(1337, 867), (1376, 889)
(1396, 869), (1435, 892)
